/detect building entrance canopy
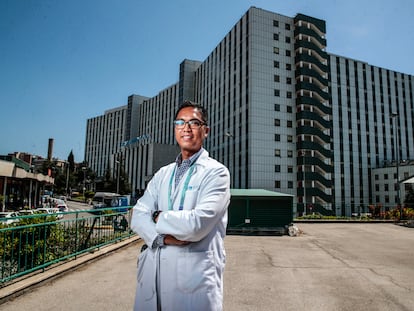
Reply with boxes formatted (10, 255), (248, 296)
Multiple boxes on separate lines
(0, 160), (54, 183)
(402, 176), (414, 184)
(1, 159), (54, 211)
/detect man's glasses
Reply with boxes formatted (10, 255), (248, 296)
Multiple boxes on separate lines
(174, 119), (206, 129)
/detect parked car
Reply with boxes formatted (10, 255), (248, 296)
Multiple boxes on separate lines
(0, 211), (20, 225)
(35, 208), (63, 219)
(18, 210), (35, 216)
(56, 203), (68, 212)
(57, 195), (67, 202)
(48, 198), (65, 208)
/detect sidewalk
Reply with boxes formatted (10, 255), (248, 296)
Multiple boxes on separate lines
(1, 223), (413, 311)
(0, 235), (141, 303)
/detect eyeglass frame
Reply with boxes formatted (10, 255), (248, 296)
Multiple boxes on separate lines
(173, 118), (207, 129)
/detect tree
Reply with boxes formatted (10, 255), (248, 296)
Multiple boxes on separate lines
(94, 164), (130, 194)
(53, 170), (67, 194)
(102, 167), (115, 192)
(67, 150), (75, 172)
(117, 165), (131, 195)
(74, 161), (96, 195)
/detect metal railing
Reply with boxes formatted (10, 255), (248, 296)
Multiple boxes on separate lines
(0, 207), (135, 284)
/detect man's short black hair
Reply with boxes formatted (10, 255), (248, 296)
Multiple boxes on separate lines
(175, 100), (208, 124)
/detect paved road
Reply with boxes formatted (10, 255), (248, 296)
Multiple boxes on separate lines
(66, 200), (93, 212)
(1, 223), (413, 311)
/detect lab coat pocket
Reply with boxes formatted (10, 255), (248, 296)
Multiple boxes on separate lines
(177, 251), (215, 293)
(136, 248), (156, 300)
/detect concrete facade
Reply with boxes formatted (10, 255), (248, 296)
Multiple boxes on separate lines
(84, 7), (414, 216)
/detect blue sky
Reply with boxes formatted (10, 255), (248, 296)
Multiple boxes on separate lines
(1, 0), (413, 162)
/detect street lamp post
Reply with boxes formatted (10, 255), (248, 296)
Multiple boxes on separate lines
(27, 165), (35, 209)
(116, 161), (120, 194)
(224, 132), (234, 185)
(391, 113), (402, 221)
(82, 167), (86, 200)
(65, 161), (70, 197)
(116, 156), (121, 194)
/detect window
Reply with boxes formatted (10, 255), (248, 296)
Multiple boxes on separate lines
(273, 33), (279, 40)
(274, 119), (280, 126)
(375, 174), (379, 180)
(274, 75), (280, 82)
(286, 106), (292, 113)
(286, 64), (292, 70)
(274, 89), (280, 97)
(275, 165), (281, 172)
(274, 134), (281, 141)
(286, 77), (292, 84)
(285, 23), (290, 30)
(274, 149), (281, 157)
(287, 150), (293, 157)
(384, 184), (389, 191)
(287, 166), (293, 173)
(274, 104), (280, 111)
(285, 36), (291, 43)
(288, 181), (293, 188)
(384, 174), (388, 180)
(273, 47), (280, 54)
(375, 184), (379, 191)
(287, 120), (293, 127)
(287, 91), (292, 98)
(275, 180), (281, 188)
(274, 61), (280, 68)
(273, 20), (279, 27)
(287, 135), (293, 142)
(286, 50), (291, 57)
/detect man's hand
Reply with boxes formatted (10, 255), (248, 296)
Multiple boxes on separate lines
(153, 212), (190, 246)
(164, 234), (190, 246)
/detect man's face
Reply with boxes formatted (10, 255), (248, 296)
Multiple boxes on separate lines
(174, 106), (209, 159)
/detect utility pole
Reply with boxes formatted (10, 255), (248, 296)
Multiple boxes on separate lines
(65, 161), (70, 197)
(116, 155), (121, 194)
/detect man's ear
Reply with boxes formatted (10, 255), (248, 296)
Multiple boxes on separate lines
(204, 126), (210, 137)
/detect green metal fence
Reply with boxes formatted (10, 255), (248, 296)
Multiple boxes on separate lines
(0, 207), (135, 284)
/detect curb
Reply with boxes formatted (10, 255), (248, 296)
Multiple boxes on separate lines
(294, 219), (397, 223)
(0, 235), (141, 304)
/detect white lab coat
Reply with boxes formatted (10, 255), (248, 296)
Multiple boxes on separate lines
(131, 149), (230, 311)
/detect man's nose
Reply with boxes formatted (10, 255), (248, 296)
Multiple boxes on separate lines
(182, 122), (192, 130)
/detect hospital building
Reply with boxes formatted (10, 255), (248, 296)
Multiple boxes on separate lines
(85, 7), (414, 216)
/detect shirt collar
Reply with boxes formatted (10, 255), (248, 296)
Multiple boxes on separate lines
(175, 148), (204, 167)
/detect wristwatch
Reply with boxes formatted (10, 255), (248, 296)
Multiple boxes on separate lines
(156, 234), (165, 247)
(152, 210), (161, 223)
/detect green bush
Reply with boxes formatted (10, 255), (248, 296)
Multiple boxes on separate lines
(0, 216), (95, 279)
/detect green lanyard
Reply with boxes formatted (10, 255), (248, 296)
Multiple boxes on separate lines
(168, 164), (196, 210)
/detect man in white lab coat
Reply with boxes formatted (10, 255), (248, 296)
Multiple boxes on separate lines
(131, 101), (231, 310)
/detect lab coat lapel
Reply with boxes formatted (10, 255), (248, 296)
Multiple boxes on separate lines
(170, 163), (198, 211)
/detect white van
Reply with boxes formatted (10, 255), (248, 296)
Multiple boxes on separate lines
(92, 192), (130, 211)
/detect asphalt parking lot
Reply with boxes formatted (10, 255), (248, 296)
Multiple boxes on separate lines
(1, 223), (413, 311)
